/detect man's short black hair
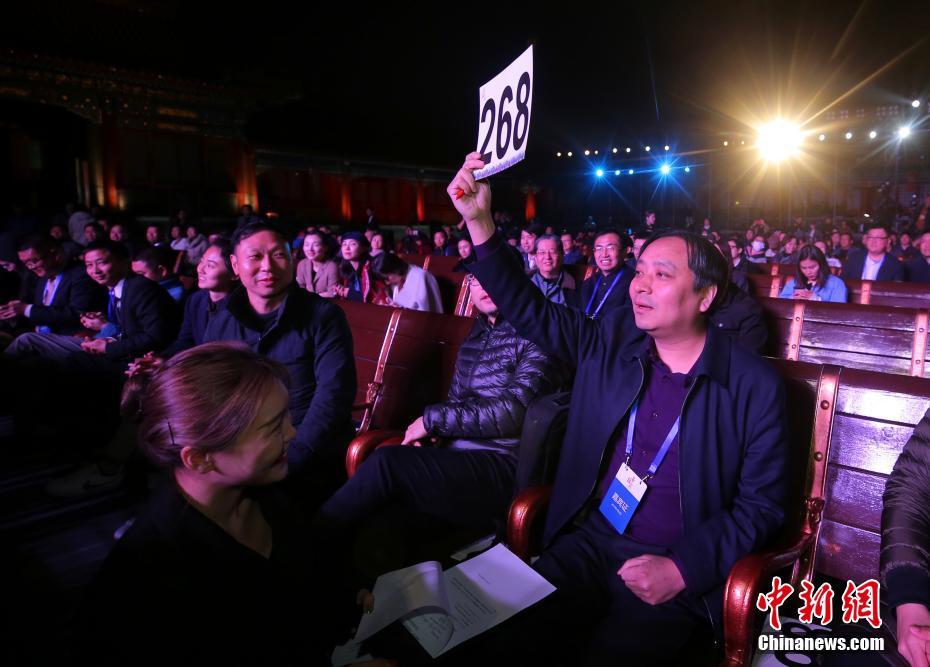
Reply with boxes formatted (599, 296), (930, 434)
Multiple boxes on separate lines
(17, 234), (59, 255)
(639, 230), (728, 308)
(594, 228), (632, 249)
(231, 220), (290, 251)
(85, 239), (130, 261)
(132, 246), (174, 272)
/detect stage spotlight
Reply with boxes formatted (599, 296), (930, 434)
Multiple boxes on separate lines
(912, 100), (921, 108)
(899, 126), (911, 139)
(612, 148), (618, 153)
(723, 140), (729, 146)
(625, 147), (631, 153)
(614, 169), (621, 176)
(844, 132), (853, 140)
(660, 164), (671, 175)
(595, 169), (604, 178)
(556, 152), (562, 157)
(645, 145), (651, 152)
(594, 150), (599, 155)
(757, 120), (802, 162)
(684, 166), (691, 173)
(628, 169), (634, 175)
(664, 145), (670, 151)
(818, 134), (826, 141)
(869, 130), (877, 139)
(567, 151), (573, 157)
(584, 149), (590, 156)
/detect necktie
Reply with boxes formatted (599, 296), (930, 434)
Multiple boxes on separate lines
(43, 278), (56, 306)
(108, 290), (122, 334)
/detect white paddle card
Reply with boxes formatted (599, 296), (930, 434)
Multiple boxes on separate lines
(474, 45), (534, 180)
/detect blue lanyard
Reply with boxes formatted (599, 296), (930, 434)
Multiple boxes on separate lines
(624, 400), (681, 480)
(585, 269), (624, 319)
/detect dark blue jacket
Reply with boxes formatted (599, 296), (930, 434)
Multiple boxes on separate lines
(470, 238), (789, 633)
(579, 267), (634, 319)
(204, 286), (356, 471)
(842, 252), (905, 281)
(23, 263), (107, 334)
(162, 290), (227, 358)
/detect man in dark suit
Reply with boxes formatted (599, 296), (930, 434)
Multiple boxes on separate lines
(906, 232), (930, 284)
(0, 235), (106, 335)
(4, 240), (179, 370)
(580, 229), (634, 320)
(842, 224), (904, 282)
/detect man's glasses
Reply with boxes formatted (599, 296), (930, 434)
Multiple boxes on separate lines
(594, 244), (620, 253)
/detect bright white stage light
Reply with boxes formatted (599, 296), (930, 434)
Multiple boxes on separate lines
(757, 120), (802, 162)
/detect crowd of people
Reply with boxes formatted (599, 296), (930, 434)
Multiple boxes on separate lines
(2, 181), (930, 665)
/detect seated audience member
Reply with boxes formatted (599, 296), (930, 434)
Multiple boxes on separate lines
(76, 343), (347, 665)
(906, 232), (930, 284)
(837, 230), (858, 263)
(519, 224), (541, 273)
(529, 234), (579, 308)
(728, 237), (762, 282)
(317, 273), (566, 557)
(334, 231), (387, 304)
(370, 232), (386, 258)
(457, 236), (475, 262)
(372, 252), (443, 313)
(84, 221), (104, 245)
(144, 223), (166, 248)
(183, 223), (209, 265)
(580, 229), (633, 320)
(814, 240), (843, 269)
(779, 245), (848, 302)
(630, 230), (651, 265)
(776, 236), (799, 264)
(68, 209), (95, 246)
(296, 231), (340, 296)
(131, 246), (186, 303)
(160, 240), (237, 358)
(48, 223), (82, 260)
(893, 231), (919, 264)
(715, 240), (749, 293)
(703, 243), (767, 354)
(168, 223), (185, 249)
(0, 235), (106, 335)
(881, 407), (930, 667)
(108, 223), (135, 255)
(432, 229), (457, 257)
(440, 153), (788, 664)
(747, 234), (769, 263)
(204, 221), (356, 501)
(843, 224), (904, 282)
(561, 232), (583, 266)
(4, 240), (179, 370)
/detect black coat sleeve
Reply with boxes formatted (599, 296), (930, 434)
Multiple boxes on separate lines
(29, 269), (106, 329)
(104, 280), (180, 360)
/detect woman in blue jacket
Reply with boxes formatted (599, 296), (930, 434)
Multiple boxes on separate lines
(779, 245), (847, 303)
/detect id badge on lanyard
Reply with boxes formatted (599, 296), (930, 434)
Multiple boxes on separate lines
(599, 401), (680, 535)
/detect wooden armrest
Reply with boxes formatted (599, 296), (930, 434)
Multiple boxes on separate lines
(345, 429), (404, 477)
(506, 485), (553, 562)
(722, 533), (814, 667)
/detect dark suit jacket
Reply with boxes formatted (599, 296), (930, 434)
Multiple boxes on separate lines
(24, 264), (107, 334)
(906, 258), (930, 284)
(104, 274), (181, 362)
(843, 252), (905, 282)
(579, 267), (634, 319)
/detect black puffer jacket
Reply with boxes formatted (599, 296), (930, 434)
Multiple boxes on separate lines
(422, 316), (566, 459)
(882, 407), (930, 610)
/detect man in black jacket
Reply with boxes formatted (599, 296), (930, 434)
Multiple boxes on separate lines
(203, 221), (356, 503)
(317, 273), (565, 538)
(580, 229), (633, 320)
(443, 152), (788, 664)
(0, 235), (106, 335)
(843, 224), (905, 282)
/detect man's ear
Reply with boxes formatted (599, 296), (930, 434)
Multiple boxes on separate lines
(230, 253), (240, 277)
(179, 446), (215, 474)
(698, 284), (719, 313)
